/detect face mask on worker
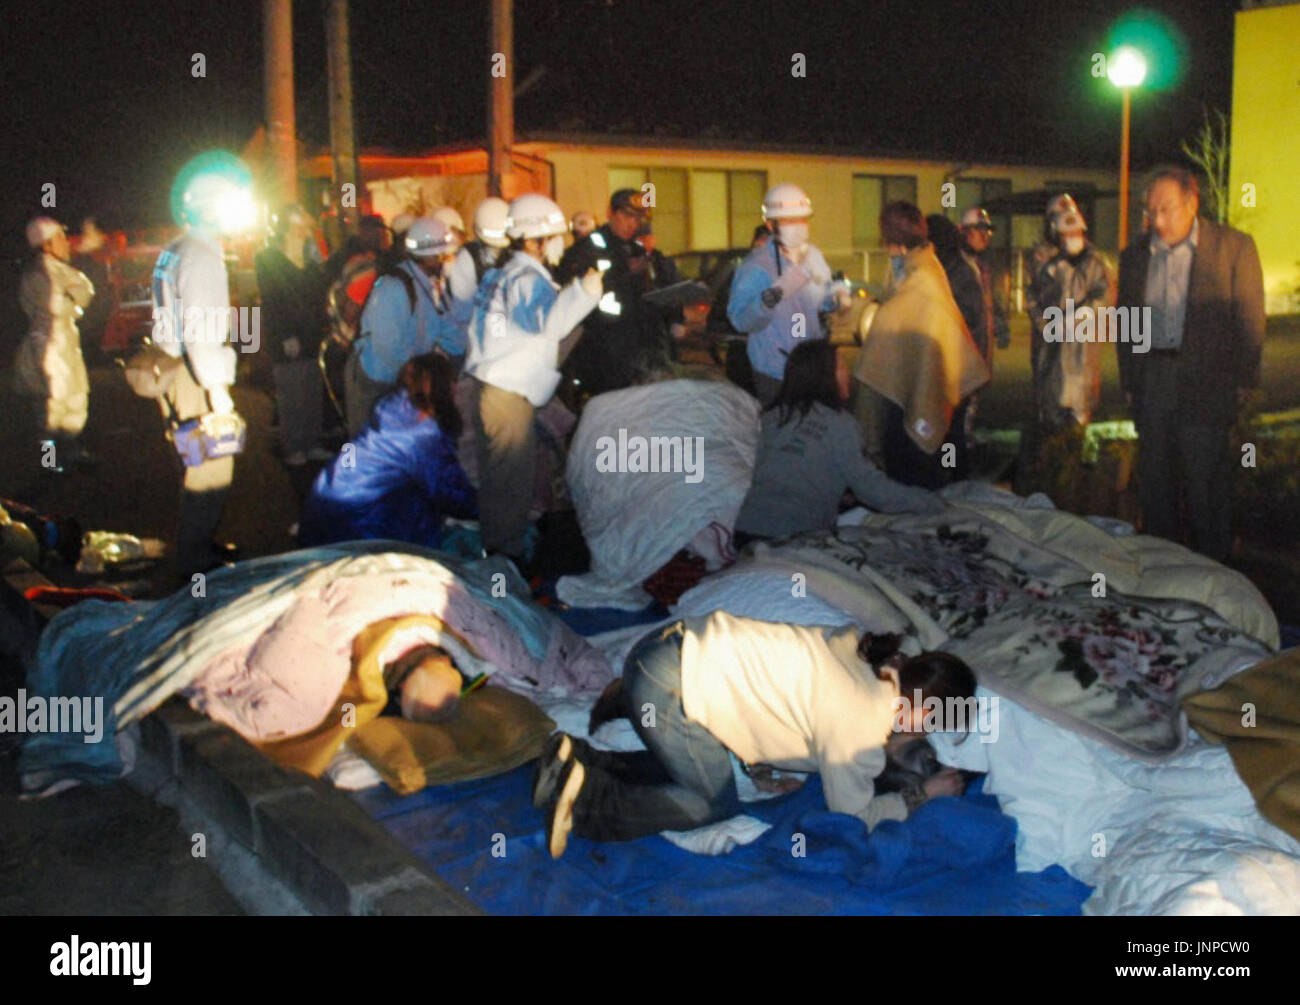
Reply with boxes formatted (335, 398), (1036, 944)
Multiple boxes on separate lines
(1062, 235), (1085, 256)
(777, 222), (809, 253)
(543, 234), (565, 267)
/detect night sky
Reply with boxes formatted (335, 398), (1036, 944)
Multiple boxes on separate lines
(4, 0), (1238, 245)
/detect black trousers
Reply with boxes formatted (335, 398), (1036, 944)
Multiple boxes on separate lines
(881, 398), (967, 489)
(1135, 355), (1234, 563)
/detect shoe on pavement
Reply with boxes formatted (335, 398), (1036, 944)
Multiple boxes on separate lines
(546, 757), (585, 860)
(532, 732), (574, 809)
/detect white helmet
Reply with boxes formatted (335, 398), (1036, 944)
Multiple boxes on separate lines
(762, 183), (813, 221)
(26, 216), (64, 248)
(473, 197), (511, 248)
(404, 216), (457, 258)
(506, 193), (567, 240)
(432, 206), (465, 236)
(1053, 210), (1088, 236)
(1046, 193), (1079, 219)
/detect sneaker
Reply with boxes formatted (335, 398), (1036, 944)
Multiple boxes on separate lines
(546, 757), (585, 859)
(531, 732), (574, 809)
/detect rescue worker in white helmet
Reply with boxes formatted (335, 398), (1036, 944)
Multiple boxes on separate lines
(446, 196), (511, 337)
(15, 216), (96, 473)
(432, 206), (467, 245)
(464, 193), (602, 564)
(1029, 208), (1114, 430)
(150, 152), (251, 580)
(345, 215), (462, 436)
(727, 183), (850, 406)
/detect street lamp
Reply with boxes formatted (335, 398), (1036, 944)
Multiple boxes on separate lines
(1107, 45), (1147, 249)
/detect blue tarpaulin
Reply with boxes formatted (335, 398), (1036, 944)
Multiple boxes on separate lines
(351, 768), (1091, 915)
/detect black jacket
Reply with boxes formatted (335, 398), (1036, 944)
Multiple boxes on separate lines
(1116, 218), (1265, 427)
(554, 224), (664, 395)
(254, 246), (327, 361)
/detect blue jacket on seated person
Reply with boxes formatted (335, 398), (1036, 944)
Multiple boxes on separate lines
(299, 390), (477, 548)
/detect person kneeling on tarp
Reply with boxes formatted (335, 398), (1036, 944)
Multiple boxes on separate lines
(299, 353), (476, 548)
(533, 612), (974, 858)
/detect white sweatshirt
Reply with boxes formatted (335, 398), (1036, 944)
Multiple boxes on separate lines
(463, 251), (597, 406)
(680, 611), (908, 829)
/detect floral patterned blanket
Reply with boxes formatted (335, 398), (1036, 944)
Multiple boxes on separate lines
(735, 503), (1277, 761)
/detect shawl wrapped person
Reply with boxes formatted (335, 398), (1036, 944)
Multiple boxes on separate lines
(852, 239), (989, 486)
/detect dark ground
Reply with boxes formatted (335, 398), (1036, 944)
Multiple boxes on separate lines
(1, 318), (1297, 915)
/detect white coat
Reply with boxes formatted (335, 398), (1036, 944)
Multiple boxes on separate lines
(16, 252), (95, 435)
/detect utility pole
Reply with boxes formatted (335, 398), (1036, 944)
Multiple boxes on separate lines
(264, 0), (298, 206)
(325, 0), (359, 237)
(488, 0), (514, 198)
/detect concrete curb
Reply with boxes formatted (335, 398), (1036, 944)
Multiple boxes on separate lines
(139, 698), (480, 916)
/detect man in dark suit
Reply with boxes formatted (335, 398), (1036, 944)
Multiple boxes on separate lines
(1116, 166), (1265, 563)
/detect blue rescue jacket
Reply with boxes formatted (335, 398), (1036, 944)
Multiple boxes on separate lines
(299, 391), (477, 548)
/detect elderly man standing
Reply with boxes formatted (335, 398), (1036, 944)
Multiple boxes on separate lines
(1117, 166), (1265, 563)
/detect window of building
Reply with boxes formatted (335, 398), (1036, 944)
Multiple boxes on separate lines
(609, 167), (766, 253)
(607, 167), (687, 254)
(852, 174), (918, 248)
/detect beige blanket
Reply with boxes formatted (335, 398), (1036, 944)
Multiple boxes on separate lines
(853, 244), (989, 454)
(1183, 646), (1300, 842)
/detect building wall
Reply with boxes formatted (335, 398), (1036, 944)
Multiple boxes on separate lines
(359, 140), (1114, 281)
(527, 142), (1114, 276)
(1230, 3), (1300, 314)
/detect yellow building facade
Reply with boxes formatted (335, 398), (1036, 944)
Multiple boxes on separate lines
(1230, 2), (1300, 314)
(349, 135), (1115, 283)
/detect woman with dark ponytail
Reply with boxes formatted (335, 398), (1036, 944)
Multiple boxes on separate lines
(299, 352), (476, 548)
(735, 339), (944, 544)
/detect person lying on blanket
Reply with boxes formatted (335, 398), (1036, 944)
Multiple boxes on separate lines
(533, 612), (973, 858)
(381, 643), (486, 723)
(735, 340), (944, 546)
(299, 352), (477, 549)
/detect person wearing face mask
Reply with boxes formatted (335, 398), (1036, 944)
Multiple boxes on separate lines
(1028, 209), (1113, 432)
(345, 215), (462, 437)
(555, 188), (667, 399)
(1116, 166), (1264, 563)
(446, 197), (512, 338)
(727, 183), (849, 407)
(1024, 194), (1079, 418)
(465, 193), (602, 565)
